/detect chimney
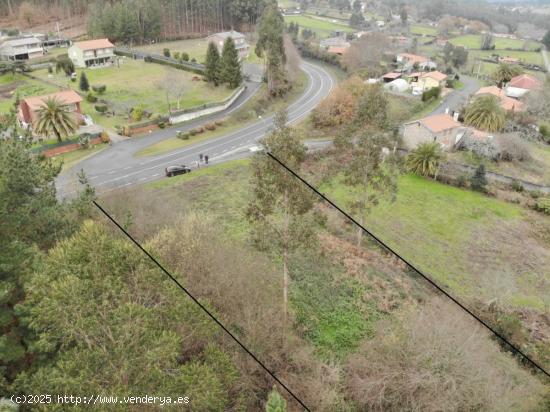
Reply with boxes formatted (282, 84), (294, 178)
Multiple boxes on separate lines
(453, 112), (459, 122)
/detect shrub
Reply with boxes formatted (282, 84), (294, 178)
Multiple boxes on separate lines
(204, 122), (216, 131)
(158, 122), (166, 129)
(92, 84), (106, 94)
(214, 119), (225, 126)
(421, 86), (441, 102)
(86, 92), (97, 103)
(163, 48), (170, 57)
(194, 126), (204, 134)
(191, 57), (197, 63)
(456, 174), (468, 187)
(94, 104), (108, 114)
(177, 131), (190, 140)
(173, 51), (180, 60)
(131, 106), (144, 122)
(181, 52), (190, 62)
(78, 133), (91, 148)
(100, 132), (110, 143)
(470, 164), (488, 192)
(511, 180), (524, 192)
(534, 197), (550, 215)
(47, 65), (53, 74)
(144, 56), (153, 63)
(498, 134), (531, 162)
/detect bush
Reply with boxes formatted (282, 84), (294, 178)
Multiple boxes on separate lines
(191, 58), (197, 63)
(131, 106), (144, 122)
(193, 126), (204, 134)
(456, 174), (468, 187)
(47, 65), (53, 74)
(177, 131), (190, 140)
(470, 164), (488, 192)
(498, 134), (531, 162)
(163, 48), (170, 58)
(92, 84), (106, 94)
(421, 86), (441, 102)
(100, 132), (110, 143)
(94, 104), (108, 114)
(214, 119), (225, 126)
(511, 180), (524, 192)
(173, 51), (180, 60)
(204, 122), (216, 131)
(86, 92), (97, 103)
(534, 197), (550, 215)
(158, 122), (166, 129)
(181, 52), (190, 62)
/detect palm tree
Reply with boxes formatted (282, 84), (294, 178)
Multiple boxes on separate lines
(406, 142), (446, 178)
(491, 63), (522, 88)
(464, 95), (505, 132)
(34, 97), (77, 143)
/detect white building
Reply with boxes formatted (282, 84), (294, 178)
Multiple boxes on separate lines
(207, 30), (250, 60)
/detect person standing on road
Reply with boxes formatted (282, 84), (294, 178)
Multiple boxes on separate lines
(204, 155), (209, 164)
(199, 153), (204, 162)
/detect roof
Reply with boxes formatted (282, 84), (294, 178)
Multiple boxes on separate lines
(382, 71), (402, 79)
(508, 74), (543, 90)
(22, 90), (83, 111)
(475, 86), (524, 111)
(73, 38), (114, 51)
(208, 30), (245, 40)
(476, 86), (506, 98)
(420, 71), (447, 81)
(413, 113), (461, 133)
(1, 37), (42, 47)
(327, 46), (348, 55)
(398, 52), (429, 64)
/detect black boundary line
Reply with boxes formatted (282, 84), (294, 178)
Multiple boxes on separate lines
(266, 151), (550, 379)
(92, 200), (311, 411)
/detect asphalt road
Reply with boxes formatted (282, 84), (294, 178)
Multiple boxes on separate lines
(57, 61), (335, 198)
(428, 75), (480, 116)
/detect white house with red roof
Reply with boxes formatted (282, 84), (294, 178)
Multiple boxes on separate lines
(475, 86), (525, 112)
(68, 38), (115, 68)
(505, 74), (543, 98)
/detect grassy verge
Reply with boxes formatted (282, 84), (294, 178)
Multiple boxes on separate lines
(50, 143), (109, 172)
(410, 24), (438, 36)
(283, 14), (354, 38)
(135, 70), (308, 157)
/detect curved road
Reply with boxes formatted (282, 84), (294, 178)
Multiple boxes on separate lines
(57, 61), (334, 197)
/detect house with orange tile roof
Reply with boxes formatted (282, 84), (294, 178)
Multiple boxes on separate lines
(327, 46), (348, 55)
(505, 74), (543, 98)
(18, 90), (84, 128)
(68, 38), (115, 68)
(410, 71), (448, 92)
(402, 113), (467, 149)
(396, 52), (436, 71)
(475, 86), (525, 112)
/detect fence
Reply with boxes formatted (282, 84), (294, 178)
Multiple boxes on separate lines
(115, 48), (205, 75)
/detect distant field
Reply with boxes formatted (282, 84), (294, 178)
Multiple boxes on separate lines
(468, 49), (544, 65)
(449, 34), (541, 51)
(410, 24), (437, 36)
(283, 14), (354, 38)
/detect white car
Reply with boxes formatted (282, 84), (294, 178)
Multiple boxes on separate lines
(249, 145), (264, 153)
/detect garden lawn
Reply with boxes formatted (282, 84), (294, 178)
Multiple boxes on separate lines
(283, 14), (354, 38)
(321, 173), (550, 311)
(136, 37), (262, 65)
(30, 59), (233, 130)
(0, 73), (58, 113)
(449, 34), (541, 51)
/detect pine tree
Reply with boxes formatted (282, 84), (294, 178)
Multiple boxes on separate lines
(220, 37), (242, 88)
(256, 3), (288, 96)
(79, 72), (89, 92)
(266, 387), (287, 412)
(205, 41), (221, 86)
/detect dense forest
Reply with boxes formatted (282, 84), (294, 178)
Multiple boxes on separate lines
(0, 0), (270, 42)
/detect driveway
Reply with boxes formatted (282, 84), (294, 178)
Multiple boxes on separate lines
(429, 75), (480, 116)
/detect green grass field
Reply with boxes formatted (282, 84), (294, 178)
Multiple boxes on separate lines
(283, 14), (354, 38)
(137, 37), (263, 65)
(449, 34), (541, 51)
(468, 49), (544, 65)
(321, 173), (550, 310)
(0, 73), (58, 113)
(135, 70), (308, 157)
(30, 59), (233, 131)
(410, 24), (438, 36)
